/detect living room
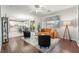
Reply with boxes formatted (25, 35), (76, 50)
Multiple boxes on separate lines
(0, 5), (79, 53)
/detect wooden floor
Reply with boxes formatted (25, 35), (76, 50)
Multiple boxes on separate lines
(1, 37), (79, 53)
(60, 39), (79, 53)
(1, 37), (41, 53)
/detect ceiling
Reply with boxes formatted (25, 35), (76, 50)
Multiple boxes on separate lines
(1, 5), (75, 20)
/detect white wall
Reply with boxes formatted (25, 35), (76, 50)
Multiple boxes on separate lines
(41, 6), (78, 44)
(0, 5), (2, 51)
(57, 7), (78, 40)
(77, 5), (79, 46)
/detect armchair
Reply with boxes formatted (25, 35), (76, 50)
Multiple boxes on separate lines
(38, 35), (51, 48)
(23, 31), (31, 38)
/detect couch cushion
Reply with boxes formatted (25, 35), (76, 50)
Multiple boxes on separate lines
(38, 32), (50, 36)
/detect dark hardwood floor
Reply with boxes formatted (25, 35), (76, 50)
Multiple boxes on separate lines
(1, 37), (79, 53)
(60, 39), (79, 53)
(1, 37), (41, 53)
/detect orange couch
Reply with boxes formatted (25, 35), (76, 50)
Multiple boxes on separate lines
(38, 28), (58, 39)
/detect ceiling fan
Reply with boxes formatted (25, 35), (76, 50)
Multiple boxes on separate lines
(34, 5), (41, 9)
(32, 5), (51, 14)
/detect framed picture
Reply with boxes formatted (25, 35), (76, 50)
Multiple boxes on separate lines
(46, 16), (60, 28)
